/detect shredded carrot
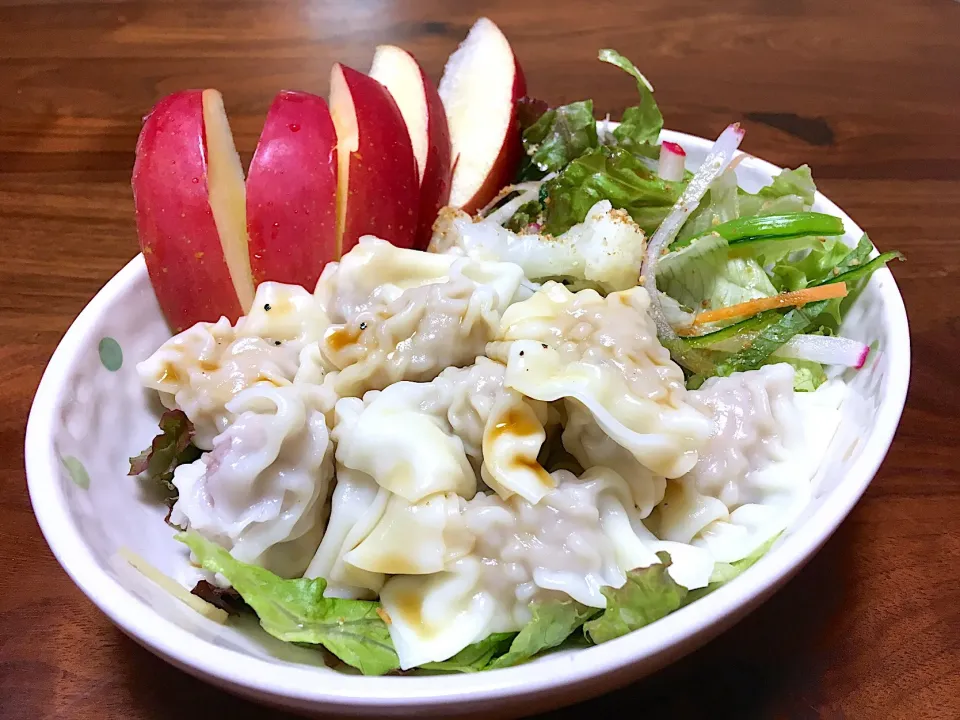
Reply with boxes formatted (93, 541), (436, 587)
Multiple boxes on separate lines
(692, 282), (847, 325)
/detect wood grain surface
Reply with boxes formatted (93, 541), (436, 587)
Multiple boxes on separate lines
(1, 1), (958, 718)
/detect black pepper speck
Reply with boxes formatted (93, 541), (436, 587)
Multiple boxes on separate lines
(264, 303), (272, 311)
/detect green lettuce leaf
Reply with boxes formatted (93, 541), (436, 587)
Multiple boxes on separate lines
(770, 236), (851, 292)
(489, 601), (598, 669)
(128, 409), (202, 506)
(776, 358), (827, 392)
(583, 553), (688, 644)
(733, 165), (815, 227)
(420, 633), (516, 673)
(520, 100), (599, 180)
(177, 532), (400, 676)
(543, 146), (683, 236)
(687, 349), (827, 391)
(767, 235), (874, 322)
(735, 193), (808, 226)
(598, 49), (663, 158)
(674, 170), (740, 246)
(682, 534), (781, 605)
(657, 233), (778, 311)
(757, 165), (816, 206)
(708, 257), (778, 308)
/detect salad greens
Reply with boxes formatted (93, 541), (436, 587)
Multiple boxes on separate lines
(757, 164), (817, 205)
(583, 553), (687, 644)
(178, 529), (767, 675)
(128, 409), (201, 507)
(542, 147), (683, 236)
(656, 233), (779, 311)
(512, 50), (902, 388)
(585, 537), (780, 644)
(178, 532), (401, 676)
(518, 100), (598, 181)
(487, 601), (598, 670)
(680, 534), (782, 606)
(771, 237), (852, 292)
(714, 238), (903, 377)
(502, 199), (543, 232)
(514, 48), (682, 235)
(420, 634), (516, 673)
(597, 49), (664, 158)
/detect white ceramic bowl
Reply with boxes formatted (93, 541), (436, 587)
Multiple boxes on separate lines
(26, 130), (910, 718)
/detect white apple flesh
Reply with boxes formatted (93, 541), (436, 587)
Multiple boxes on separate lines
(439, 17), (526, 214)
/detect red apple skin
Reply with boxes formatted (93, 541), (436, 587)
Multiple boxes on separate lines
(246, 90), (338, 290)
(332, 64), (420, 256)
(457, 61), (526, 214)
(132, 90), (243, 333)
(414, 59), (452, 249)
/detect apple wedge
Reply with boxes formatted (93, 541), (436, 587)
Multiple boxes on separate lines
(132, 89), (254, 333)
(439, 17), (526, 214)
(247, 90), (339, 290)
(370, 45), (452, 250)
(329, 63), (419, 256)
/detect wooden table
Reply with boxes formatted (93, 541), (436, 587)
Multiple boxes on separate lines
(2, 1), (958, 717)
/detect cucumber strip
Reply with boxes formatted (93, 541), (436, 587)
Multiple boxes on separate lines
(715, 300), (828, 376)
(683, 311), (780, 348)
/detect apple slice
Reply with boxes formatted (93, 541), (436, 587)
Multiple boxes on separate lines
(246, 90), (339, 290)
(369, 45), (452, 250)
(439, 17), (526, 214)
(329, 63), (419, 257)
(132, 89), (254, 333)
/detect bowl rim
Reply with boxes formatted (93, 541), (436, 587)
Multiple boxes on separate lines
(25, 129), (911, 711)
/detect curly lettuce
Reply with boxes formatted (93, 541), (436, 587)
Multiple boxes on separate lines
(128, 409), (201, 506)
(178, 532), (400, 676)
(598, 49), (663, 157)
(586, 540), (779, 643)
(543, 146), (683, 236)
(656, 233), (778, 312)
(519, 100), (599, 180)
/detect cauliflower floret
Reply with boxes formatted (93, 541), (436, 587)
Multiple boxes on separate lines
(429, 200), (645, 293)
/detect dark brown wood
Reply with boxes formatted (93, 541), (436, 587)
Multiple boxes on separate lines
(1, 1), (958, 718)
